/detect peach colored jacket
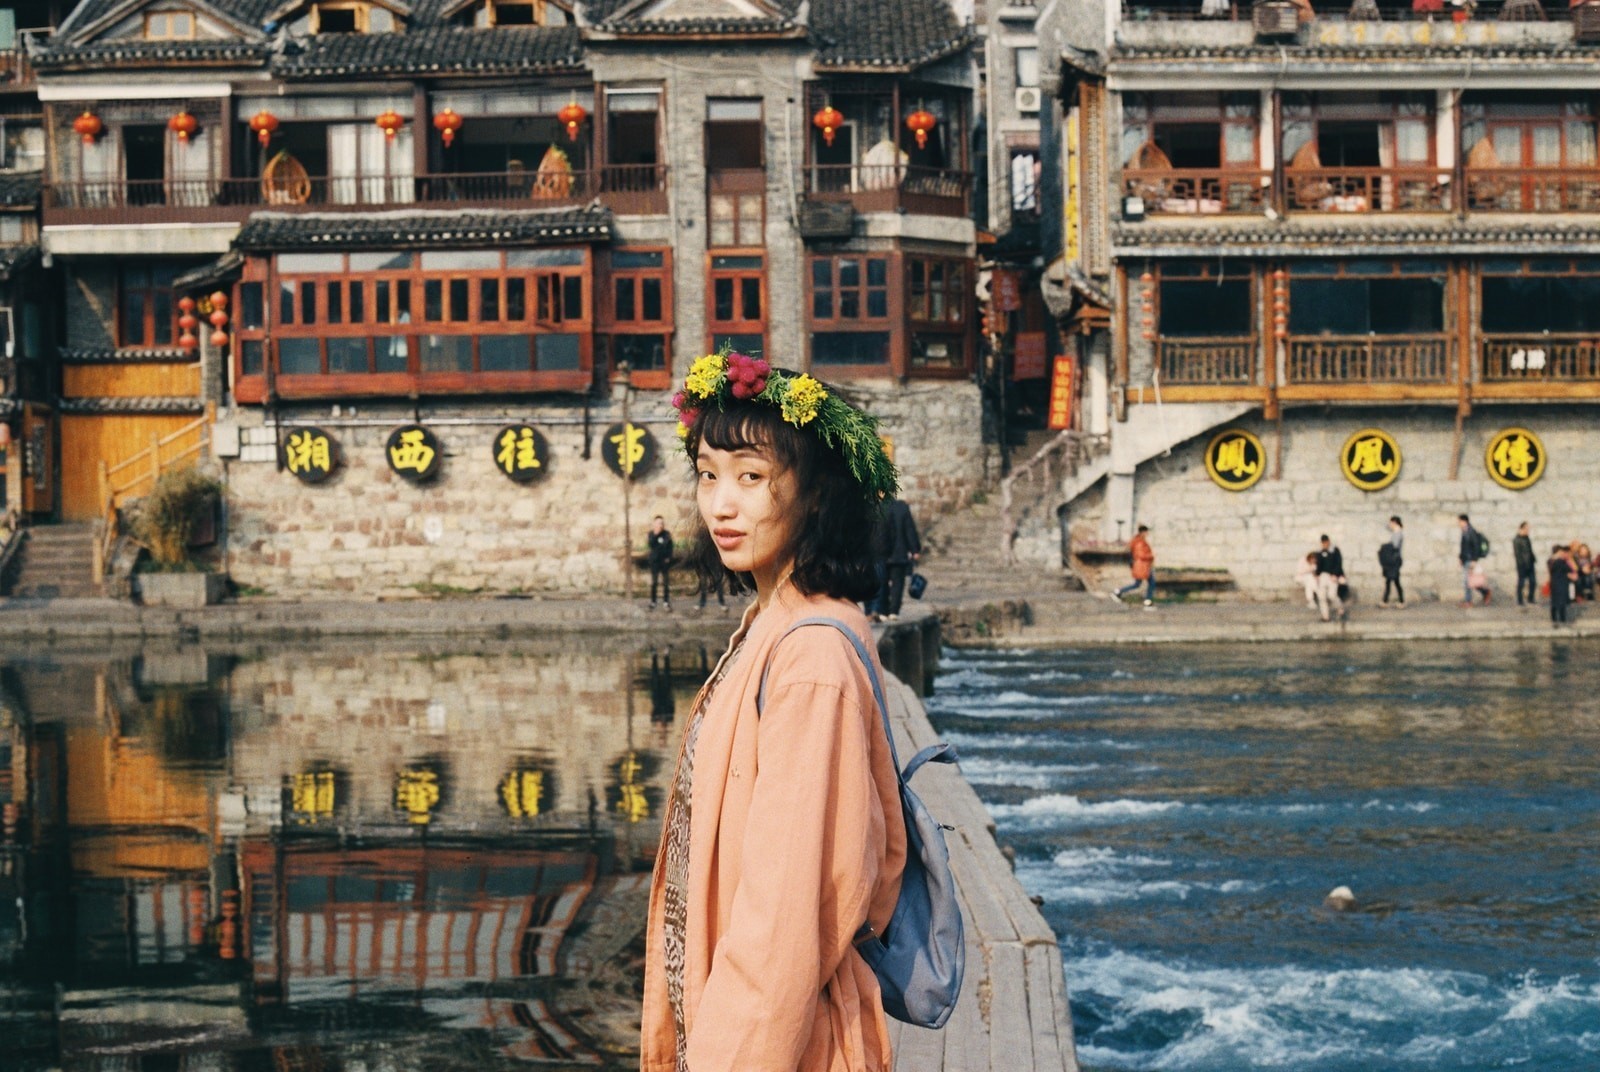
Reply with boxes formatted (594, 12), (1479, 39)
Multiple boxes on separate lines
(641, 582), (908, 1072)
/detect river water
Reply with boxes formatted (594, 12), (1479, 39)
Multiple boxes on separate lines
(927, 640), (1600, 1072)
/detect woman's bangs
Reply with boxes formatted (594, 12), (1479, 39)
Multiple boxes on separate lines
(697, 405), (782, 456)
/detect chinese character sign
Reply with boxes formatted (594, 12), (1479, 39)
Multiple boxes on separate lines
(282, 427), (338, 483)
(288, 771), (337, 824)
(1047, 356), (1076, 430)
(1484, 428), (1545, 490)
(602, 422), (657, 480)
(1339, 428), (1402, 492)
(1204, 429), (1266, 491)
(386, 425), (442, 483)
(499, 769), (547, 819)
(1013, 331), (1047, 381)
(394, 767), (442, 825)
(613, 751), (651, 823)
(493, 425), (550, 484)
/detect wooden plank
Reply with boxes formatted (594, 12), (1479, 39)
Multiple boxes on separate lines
(893, 1020), (946, 1069)
(58, 414), (196, 522)
(949, 938), (994, 1072)
(63, 362), (202, 399)
(988, 942), (1034, 1071)
(948, 827), (1020, 945)
(1024, 942), (1068, 1072)
(1045, 943), (1082, 1072)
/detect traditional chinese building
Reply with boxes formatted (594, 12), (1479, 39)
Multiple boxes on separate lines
(27, 0), (988, 595)
(1036, 0), (1600, 598)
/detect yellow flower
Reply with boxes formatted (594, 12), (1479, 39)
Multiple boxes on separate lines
(675, 420), (691, 440)
(684, 354), (726, 399)
(780, 374), (828, 426)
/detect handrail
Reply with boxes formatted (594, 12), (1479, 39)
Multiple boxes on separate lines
(93, 402), (215, 585)
(998, 431), (1110, 566)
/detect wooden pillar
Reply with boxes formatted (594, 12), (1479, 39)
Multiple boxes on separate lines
(413, 84), (429, 184)
(1113, 262), (1129, 422)
(1270, 89), (1286, 218)
(1452, 89), (1467, 218)
(1449, 261), (1472, 481)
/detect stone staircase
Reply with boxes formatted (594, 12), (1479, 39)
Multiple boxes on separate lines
(3, 524), (103, 599)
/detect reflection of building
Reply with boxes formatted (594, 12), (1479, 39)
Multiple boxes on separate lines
(1030, 1), (1600, 597)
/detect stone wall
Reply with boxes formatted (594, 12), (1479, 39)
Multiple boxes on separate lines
(220, 382), (990, 597)
(1040, 406), (1597, 602)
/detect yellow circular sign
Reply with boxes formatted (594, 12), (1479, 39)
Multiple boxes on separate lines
(1203, 428), (1266, 491)
(1339, 428), (1402, 492)
(1484, 427), (1545, 491)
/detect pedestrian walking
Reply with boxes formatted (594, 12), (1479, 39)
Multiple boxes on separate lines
(1548, 544), (1574, 626)
(1378, 515), (1405, 608)
(1314, 534), (1347, 622)
(879, 497), (921, 621)
(1111, 524), (1157, 609)
(1458, 514), (1489, 605)
(1513, 522), (1538, 608)
(645, 356), (908, 1070)
(647, 515), (674, 610)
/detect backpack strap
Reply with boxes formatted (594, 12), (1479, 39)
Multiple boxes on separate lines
(756, 616), (957, 782)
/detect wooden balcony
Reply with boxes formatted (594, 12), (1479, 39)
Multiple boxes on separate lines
(1123, 169), (1270, 215)
(0, 48), (34, 89)
(42, 164), (669, 227)
(1284, 167), (1451, 212)
(804, 164), (971, 217)
(1287, 335), (1452, 383)
(1463, 167), (1600, 213)
(1482, 335), (1600, 381)
(1158, 338), (1257, 384)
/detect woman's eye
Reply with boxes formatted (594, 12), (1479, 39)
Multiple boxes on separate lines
(697, 470), (714, 482)
(739, 471), (764, 483)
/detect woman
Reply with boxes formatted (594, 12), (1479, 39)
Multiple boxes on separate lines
(642, 352), (908, 1072)
(1378, 516), (1404, 608)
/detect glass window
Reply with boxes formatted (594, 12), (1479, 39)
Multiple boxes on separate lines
(421, 250), (501, 271)
(326, 282), (343, 324)
(1015, 48), (1040, 89)
(349, 281), (365, 323)
(708, 100), (762, 122)
(615, 278), (635, 321)
(449, 279), (471, 322)
(911, 333), (964, 369)
(375, 334), (409, 372)
(609, 333), (666, 371)
(299, 282), (318, 324)
(481, 279), (500, 321)
(563, 276), (583, 320)
(424, 280), (443, 321)
(279, 338), (321, 374)
(507, 248), (585, 268)
(813, 331), (891, 365)
(326, 337), (367, 373)
(421, 334), (472, 371)
(479, 335), (532, 371)
(536, 333), (582, 370)
(642, 278), (662, 321)
(241, 339), (265, 376)
(240, 282), (265, 331)
(1159, 279), (1252, 337)
(280, 280), (296, 325)
(506, 278), (526, 320)
(612, 250), (664, 269)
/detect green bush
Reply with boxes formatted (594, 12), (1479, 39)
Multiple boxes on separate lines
(133, 467), (221, 568)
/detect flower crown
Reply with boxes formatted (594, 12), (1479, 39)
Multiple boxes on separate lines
(672, 349), (899, 502)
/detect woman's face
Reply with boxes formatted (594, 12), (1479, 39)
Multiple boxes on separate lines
(696, 442), (798, 594)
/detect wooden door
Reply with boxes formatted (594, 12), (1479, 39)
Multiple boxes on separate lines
(59, 414), (199, 521)
(21, 402), (52, 516)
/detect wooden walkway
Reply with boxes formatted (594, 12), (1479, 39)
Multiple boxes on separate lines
(883, 672), (1080, 1072)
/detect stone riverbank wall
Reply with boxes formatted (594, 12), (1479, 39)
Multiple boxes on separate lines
(1052, 406), (1597, 602)
(218, 383), (992, 598)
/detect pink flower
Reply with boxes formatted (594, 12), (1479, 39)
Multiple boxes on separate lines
(671, 391), (687, 411)
(726, 352), (768, 399)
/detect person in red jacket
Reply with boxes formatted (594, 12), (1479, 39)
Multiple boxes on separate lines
(1111, 524), (1157, 609)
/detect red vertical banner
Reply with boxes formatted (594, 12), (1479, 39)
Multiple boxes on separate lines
(1047, 356), (1076, 430)
(992, 270), (1023, 312)
(1013, 331), (1047, 380)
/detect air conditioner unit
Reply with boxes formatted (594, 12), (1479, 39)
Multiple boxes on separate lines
(1575, 1), (1600, 42)
(1252, 1), (1301, 38)
(1015, 86), (1042, 114)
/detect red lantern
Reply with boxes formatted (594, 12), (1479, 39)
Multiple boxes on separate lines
(433, 107), (463, 148)
(812, 104), (844, 147)
(168, 110), (198, 142)
(72, 110), (102, 144)
(178, 312), (199, 332)
(178, 296), (196, 314)
(557, 99), (588, 142)
(249, 109), (279, 147)
(179, 332), (199, 352)
(209, 310), (229, 330)
(210, 329), (230, 348)
(375, 109), (405, 140)
(209, 290), (228, 311)
(905, 107), (937, 150)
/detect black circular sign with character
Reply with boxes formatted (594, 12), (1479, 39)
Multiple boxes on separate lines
(601, 422), (656, 481)
(492, 425), (550, 484)
(282, 426), (339, 484)
(1203, 428), (1266, 491)
(386, 424), (442, 483)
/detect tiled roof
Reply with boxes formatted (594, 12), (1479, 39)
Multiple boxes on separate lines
(58, 396), (206, 414)
(59, 346), (198, 363)
(277, 24), (583, 76)
(234, 206), (614, 250)
(32, 38), (270, 70)
(0, 173), (41, 207)
(1113, 219), (1600, 257)
(810, 0), (973, 70)
(1111, 43), (1600, 63)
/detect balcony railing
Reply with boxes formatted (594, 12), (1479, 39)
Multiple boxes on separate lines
(43, 164), (669, 226)
(0, 48), (34, 87)
(1288, 335), (1453, 383)
(1123, 0), (1573, 21)
(804, 164), (971, 217)
(1482, 335), (1600, 381)
(1285, 167), (1451, 212)
(1123, 169), (1270, 215)
(1158, 338), (1258, 384)
(1463, 167), (1600, 212)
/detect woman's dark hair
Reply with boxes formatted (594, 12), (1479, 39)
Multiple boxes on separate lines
(684, 391), (881, 603)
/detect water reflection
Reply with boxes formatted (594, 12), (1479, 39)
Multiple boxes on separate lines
(0, 637), (712, 1071)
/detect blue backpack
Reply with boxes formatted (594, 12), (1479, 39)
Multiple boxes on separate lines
(758, 617), (966, 1029)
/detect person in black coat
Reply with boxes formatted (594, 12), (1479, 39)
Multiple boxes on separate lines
(1314, 534), (1346, 621)
(646, 515), (674, 610)
(1548, 544), (1573, 626)
(880, 498), (922, 620)
(1513, 522), (1537, 607)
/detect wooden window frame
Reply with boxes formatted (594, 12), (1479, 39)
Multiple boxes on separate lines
(1125, 91), (1261, 170)
(481, 0), (567, 25)
(311, 2), (371, 33)
(600, 247), (674, 389)
(805, 253), (899, 379)
(905, 255), (972, 378)
(143, 10), (197, 39)
(705, 252), (767, 361)
(1281, 91), (1437, 168)
(232, 250), (595, 403)
(117, 264), (177, 348)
